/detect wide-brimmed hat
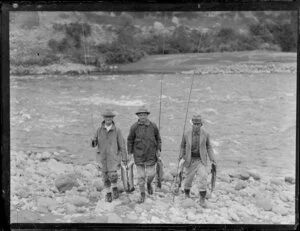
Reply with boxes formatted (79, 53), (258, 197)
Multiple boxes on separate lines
(135, 105), (150, 115)
(192, 114), (203, 124)
(101, 108), (116, 117)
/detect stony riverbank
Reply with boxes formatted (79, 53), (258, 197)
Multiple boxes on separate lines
(11, 150), (295, 224)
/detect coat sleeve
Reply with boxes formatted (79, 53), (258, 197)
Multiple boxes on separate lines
(179, 134), (186, 160)
(206, 133), (216, 163)
(117, 128), (127, 161)
(153, 123), (162, 152)
(127, 124), (136, 154)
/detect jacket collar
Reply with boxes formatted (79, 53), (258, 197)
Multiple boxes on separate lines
(101, 121), (116, 130)
(137, 119), (150, 126)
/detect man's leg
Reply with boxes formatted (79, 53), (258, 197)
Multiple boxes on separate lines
(136, 165), (146, 203)
(183, 159), (199, 198)
(102, 171), (112, 202)
(145, 164), (156, 195)
(108, 171), (119, 199)
(196, 161), (209, 207)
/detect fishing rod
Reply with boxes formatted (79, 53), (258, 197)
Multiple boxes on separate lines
(172, 71), (196, 202)
(171, 31), (204, 202)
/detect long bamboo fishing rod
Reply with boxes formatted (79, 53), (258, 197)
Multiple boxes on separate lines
(172, 71), (196, 202)
(172, 30), (203, 202)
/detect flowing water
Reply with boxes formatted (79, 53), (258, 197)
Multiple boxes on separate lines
(10, 72), (296, 178)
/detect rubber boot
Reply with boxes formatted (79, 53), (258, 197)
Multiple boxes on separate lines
(184, 189), (190, 198)
(105, 192), (112, 203)
(199, 191), (207, 207)
(112, 187), (119, 199)
(137, 192), (146, 203)
(147, 183), (153, 195)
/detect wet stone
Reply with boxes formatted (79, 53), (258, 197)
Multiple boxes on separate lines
(163, 172), (174, 182)
(107, 213), (122, 223)
(255, 197), (273, 211)
(55, 174), (79, 193)
(235, 181), (247, 191)
(284, 176), (295, 184)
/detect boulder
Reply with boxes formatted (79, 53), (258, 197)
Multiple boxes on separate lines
(181, 198), (197, 209)
(66, 195), (89, 207)
(234, 181), (247, 191)
(163, 172), (174, 182)
(240, 172), (250, 180)
(93, 179), (104, 192)
(65, 203), (76, 214)
(107, 213), (122, 223)
(270, 178), (283, 186)
(272, 205), (289, 216)
(151, 216), (161, 223)
(279, 191), (293, 203)
(228, 209), (240, 222)
(39, 151), (51, 161)
(247, 170), (261, 181)
(284, 176), (295, 184)
(255, 196), (273, 211)
(55, 174), (79, 193)
(218, 174), (231, 183)
(47, 159), (69, 174)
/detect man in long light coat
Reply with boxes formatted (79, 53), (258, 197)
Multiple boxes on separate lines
(92, 108), (127, 202)
(179, 114), (217, 207)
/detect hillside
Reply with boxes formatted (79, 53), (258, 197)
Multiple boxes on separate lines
(10, 11), (297, 74)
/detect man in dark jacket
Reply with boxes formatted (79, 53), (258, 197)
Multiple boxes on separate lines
(179, 114), (217, 207)
(92, 108), (127, 202)
(127, 106), (162, 203)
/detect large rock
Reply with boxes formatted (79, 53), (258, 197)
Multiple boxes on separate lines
(240, 172), (250, 180)
(39, 151), (51, 161)
(228, 209), (240, 222)
(270, 178), (283, 186)
(55, 174), (79, 193)
(284, 176), (295, 184)
(47, 159), (69, 174)
(181, 198), (197, 209)
(272, 205), (289, 216)
(66, 195), (89, 207)
(255, 196), (273, 211)
(234, 181), (247, 191)
(247, 170), (261, 181)
(107, 213), (122, 223)
(279, 191), (293, 203)
(163, 172), (174, 182)
(93, 179), (104, 192)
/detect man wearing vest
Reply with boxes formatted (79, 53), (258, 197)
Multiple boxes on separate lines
(179, 114), (217, 207)
(91, 108), (127, 202)
(127, 106), (162, 203)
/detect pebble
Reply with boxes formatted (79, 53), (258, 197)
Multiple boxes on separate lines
(240, 172), (250, 180)
(93, 179), (104, 192)
(279, 191), (293, 202)
(228, 209), (240, 222)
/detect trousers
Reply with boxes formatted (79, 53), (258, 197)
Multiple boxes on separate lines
(184, 158), (209, 192)
(136, 164), (156, 192)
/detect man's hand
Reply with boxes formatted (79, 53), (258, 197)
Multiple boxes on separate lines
(156, 150), (161, 158)
(91, 139), (97, 147)
(211, 161), (217, 172)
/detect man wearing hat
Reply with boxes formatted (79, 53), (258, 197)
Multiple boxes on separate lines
(179, 114), (217, 207)
(91, 108), (127, 202)
(127, 105), (162, 203)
